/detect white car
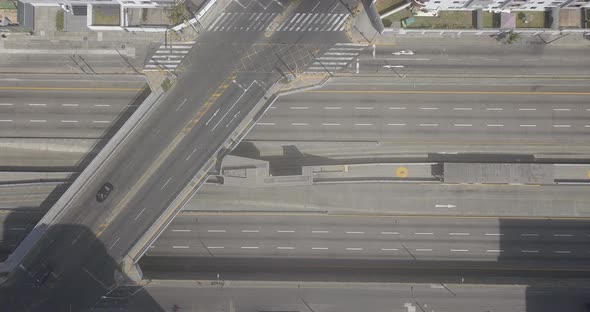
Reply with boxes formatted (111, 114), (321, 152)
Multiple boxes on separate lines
(392, 50), (414, 56)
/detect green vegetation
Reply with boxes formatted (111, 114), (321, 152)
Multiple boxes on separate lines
(167, 3), (189, 25)
(515, 11), (547, 28)
(505, 30), (521, 44)
(482, 12), (500, 28)
(381, 8), (412, 27)
(161, 77), (172, 92)
(93, 6), (120, 26)
(408, 11), (475, 29)
(0, 1), (16, 9)
(55, 10), (64, 31)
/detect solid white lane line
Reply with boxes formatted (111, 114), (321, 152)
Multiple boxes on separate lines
(312, 247), (329, 250)
(62, 104), (79, 107)
(240, 246), (259, 249)
(521, 233), (539, 237)
(172, 246), (190, 249)
(454, 124), (472, 127)
(414, 232), (433, 235)
(346, 231), (365, 234)
(346, 247), (363, 251)
(355, 107), (374, 110)
(520, 124), (537, 127)
(290, 106), (309, 110)
(388, 107), (406, 110)
(419, 107), (438, 110)
(176, 98), (188, 111)
(207, 230), (226, 233)
(134, 207), (146, 221)
(453, 107), (472, 111)
(354, 123), (373, 126)
(0, 103), (13, 106)
(518, 108), (536, 111)
(93, 104), (110, 107)
(485, 233), (503, 236)
(150, 245), (155, 248)
(324, 106), (342, 110)
(312, 230), (329, 234)
(450, 249), (469, 252)
(207, 246), (225, 249)
(29, 120), (47, 123)
(554, 250), (571, 254)
(172, 229), (191, 232)
(521, 250), (539, 253)
(415, 249), (432, 252)
(28, 103), (47, 106)
(109, 238), (120, 250)
(553, 125), (571, 128)
(186, 147), (198, 161)
(486, 108), (503, 111)
(92, 120), (110, 124)
(160, 177), (172, 190)
(553, 234), (573, 237)
(487, 124), (504, 127)
(322, 123), (341, 126)
(380, 232), (400, 235)
(381, 248), (399, 251)
(388, 123), (406, 126)
(9, 228), (26, 231)
(0, 120), (13, 122)
(276, 230), (295, 233)
(486, 249), (503, 253)
(277, 247), (295, 250)
(419, 124), (438, 127)
(449, 233), (470, 236)
(60, 120), (78, 123)
(241, 230), (260, 233)
(256, 122), (276, 126)
(553, 108), (571, 111)
(291, 123), (309, 126)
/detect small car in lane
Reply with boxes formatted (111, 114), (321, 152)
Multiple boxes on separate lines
(96, 182), (114, 203)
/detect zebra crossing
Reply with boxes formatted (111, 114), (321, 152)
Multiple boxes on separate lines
(143, 42), (194, 72)
(277, 13), (349, 32)
(205, 12), (349, 32)
(306, 43), (368, 74)
(207, 12), (279, 32)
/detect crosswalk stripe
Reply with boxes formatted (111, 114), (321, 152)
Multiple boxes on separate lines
(214, 13), (231, 31)
(327, 14), (345, 31)
(330, 47), (366, 51)
(317, 56), (354, 61)
(315, 14), (331, 31)
(313, 61), (348, 66)
(148, 60), (182, 64)
(304, 13), (320, 31)
(279, 13), (300, 31)
(321, 14), (340, 31)
(152, 55), (185, 59)
(289, 13), (307, 31)
(155, 50), (189, 54)
(325, 52), (358, 56)
(257, 13), (274, 31)
(335, 43), (369, 47)
(244, 13), (258, 31)
(334, 14), (349, 31)
(296, 13), (313, 31)
(207, 12), (226, 31)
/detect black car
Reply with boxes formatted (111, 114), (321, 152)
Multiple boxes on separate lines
(96, 182), (114, 203)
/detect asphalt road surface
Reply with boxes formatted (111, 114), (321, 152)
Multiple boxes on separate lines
(144, 214), (590, 263)
(249, 77), (590, 146)
(0, 1), (365, 311)
(123, 280), (590, 312)
(342, 38), (590, 77)
(0, 74), (147, 138)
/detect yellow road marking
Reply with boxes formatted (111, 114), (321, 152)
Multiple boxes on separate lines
(96, 72), (237, 238)
(396, 166), (408, 178)
(309, 90), (590, 95)
(180, 211), (590, 221)
(587, 170), (590, 179)
(0, 86), (142, 91)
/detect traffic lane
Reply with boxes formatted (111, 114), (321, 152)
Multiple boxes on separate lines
(90, 73), (273, 263)
(140, 256), (590, 283)
(0, 183), (62, 209)
(147, 215), (590, 260)
(373, 43), (590, 60)
(0, 92), (138, 114)
(0, 73), (145, 90)
(0, 113), (116, 138)
(357, 60), (590, 76)
(137, 281), (535, 312)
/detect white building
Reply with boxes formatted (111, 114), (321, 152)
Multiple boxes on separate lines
(18, 0), (178, 31)
(414, 0), (590, 11)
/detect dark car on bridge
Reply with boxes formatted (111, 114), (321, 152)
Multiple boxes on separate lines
(96, 182), (114, 203)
